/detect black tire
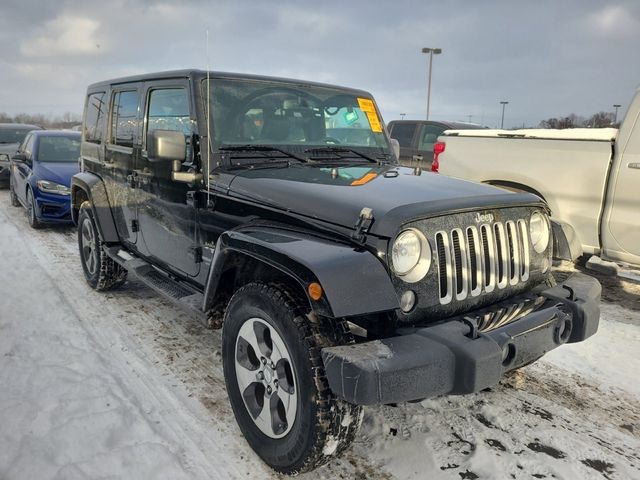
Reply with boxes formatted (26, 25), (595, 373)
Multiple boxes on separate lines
(77, 201), (127, 291)
(222, 282), (362, 474)
(26, 188), (41, 229)
(9, 179), (19, 207)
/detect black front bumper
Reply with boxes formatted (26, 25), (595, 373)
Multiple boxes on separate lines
(322, 273), (600, 405)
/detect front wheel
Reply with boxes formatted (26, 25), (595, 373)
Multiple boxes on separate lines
(77, 201), (127, 290)
(222, 283), (362, 474)
(26, 188), (41, 229)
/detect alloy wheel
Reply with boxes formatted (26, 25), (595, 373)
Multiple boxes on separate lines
(234, 317), (298, 438)
(81, 218), (98, 275)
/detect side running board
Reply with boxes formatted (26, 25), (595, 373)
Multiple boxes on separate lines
(105, 246), (206, 322)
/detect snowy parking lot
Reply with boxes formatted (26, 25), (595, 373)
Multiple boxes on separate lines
(1, 189), (639, 480)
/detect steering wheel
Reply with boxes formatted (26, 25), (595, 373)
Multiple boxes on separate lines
(323, 137), (341, 144)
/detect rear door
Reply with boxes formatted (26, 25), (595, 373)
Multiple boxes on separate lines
(603, 106), (640, 262)
(136, 80), (200, 277)
(388, 121), (419, 166)
(104, 87), (142, 246)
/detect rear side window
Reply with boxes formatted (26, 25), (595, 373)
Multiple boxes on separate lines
(84, 92), (106, 143)
(390, 123), (417, 147)
(110, 90), (139, 147)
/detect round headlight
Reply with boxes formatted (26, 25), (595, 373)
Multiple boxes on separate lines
(391, 228), (432, 282)
(392, 230), (421, 275)
(529, 212), (550, 253)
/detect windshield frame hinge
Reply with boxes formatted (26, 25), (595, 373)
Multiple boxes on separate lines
(351, 207), (374, 244)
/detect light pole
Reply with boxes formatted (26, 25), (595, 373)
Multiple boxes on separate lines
(400, 113), (406, 120)
(613, 104), (621, 124)
(500, 101), (509, 129)
(422, 47), (442, 120)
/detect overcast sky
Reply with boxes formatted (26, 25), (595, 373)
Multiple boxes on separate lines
(1, 0), (639, 128)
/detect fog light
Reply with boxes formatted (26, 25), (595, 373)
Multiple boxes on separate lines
(400, 290), (416, 313)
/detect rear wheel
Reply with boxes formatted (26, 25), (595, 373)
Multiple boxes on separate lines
(222, 282), (362, 474)
(78, 201), (127, 290)
(26, 188), (41, 229)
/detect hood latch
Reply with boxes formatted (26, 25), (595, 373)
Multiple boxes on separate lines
(351, 207), (374, 244)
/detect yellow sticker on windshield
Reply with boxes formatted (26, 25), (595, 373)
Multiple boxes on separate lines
(357, 97), (375, 112)
(357, 97), (382, 133)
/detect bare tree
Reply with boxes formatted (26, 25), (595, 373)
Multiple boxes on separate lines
(586, 111), (614, 128)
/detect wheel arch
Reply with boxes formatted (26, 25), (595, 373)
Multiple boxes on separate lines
(71, 172), (119, 242)
(203, 228), (399, 319)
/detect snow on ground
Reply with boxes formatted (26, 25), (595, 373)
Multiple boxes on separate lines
(1, 189), (639, 480)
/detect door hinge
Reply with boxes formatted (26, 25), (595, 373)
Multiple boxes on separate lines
(131, 219), (139, 232)
(189, 246), (203, 263)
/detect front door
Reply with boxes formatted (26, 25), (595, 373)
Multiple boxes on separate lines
(136, 80), (200, 277)
(603, 109), (640, 263)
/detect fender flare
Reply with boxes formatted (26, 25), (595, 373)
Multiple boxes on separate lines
(71, 172), (119, 243)
(551, 219), (583, 262)
(203, 228), (399, 318)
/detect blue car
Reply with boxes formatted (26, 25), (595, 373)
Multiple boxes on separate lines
(9, 130), (81, 228)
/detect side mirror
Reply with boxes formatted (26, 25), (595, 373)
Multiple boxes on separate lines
(12, 153), (27, 163)
(389, 138), (400, 160)
(147, 130), (186, 163)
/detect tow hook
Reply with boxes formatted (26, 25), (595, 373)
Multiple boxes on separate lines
(462, 316), (479, 339)
(562, 284), (576, 301)
(554, 309), (573, 345)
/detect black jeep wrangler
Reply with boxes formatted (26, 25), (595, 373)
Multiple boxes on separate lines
(72, 70), (600, 474)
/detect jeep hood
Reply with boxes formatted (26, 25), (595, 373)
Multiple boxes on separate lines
(226, 165), (544, 237)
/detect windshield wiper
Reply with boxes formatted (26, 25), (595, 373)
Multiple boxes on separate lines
(219, 144), (308, 163)
(304, 146), (378, 163)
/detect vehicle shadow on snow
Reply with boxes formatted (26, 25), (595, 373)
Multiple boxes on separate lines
(353, 366), (640, 480)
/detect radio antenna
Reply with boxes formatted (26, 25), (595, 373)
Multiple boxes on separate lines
(205, 28), (212, 206)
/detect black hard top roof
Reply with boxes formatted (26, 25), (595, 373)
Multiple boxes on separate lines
(87, 69), (372, 97)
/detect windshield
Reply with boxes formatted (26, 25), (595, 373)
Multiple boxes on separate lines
(205, 78), (391, 158)
(0, 127), (35, 144)
(36, 136), (80, 162)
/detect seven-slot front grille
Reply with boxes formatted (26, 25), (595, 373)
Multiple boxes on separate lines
(435, 219), (530, 305)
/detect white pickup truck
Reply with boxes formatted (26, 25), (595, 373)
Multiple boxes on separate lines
(435, 89), (640, 268)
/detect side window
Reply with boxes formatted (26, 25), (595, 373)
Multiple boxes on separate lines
(418, 125), (445, 152)
(110, 90), (139, 147)
(84, 92), (106, 143)
(146, 88), (192, 138)
(389, 123), (417, 148)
